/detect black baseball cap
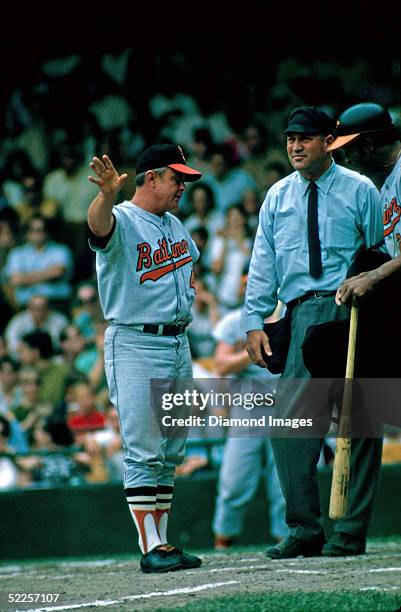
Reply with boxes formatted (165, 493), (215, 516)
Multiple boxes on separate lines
(284, 106), (335, 136)
(136, 144), (202, 181)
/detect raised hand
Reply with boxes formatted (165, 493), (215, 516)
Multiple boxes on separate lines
(88, 155), (128, 197)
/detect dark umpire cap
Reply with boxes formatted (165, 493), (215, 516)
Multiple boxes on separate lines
(136, 144), (202, 181)
(284, 106), (335, 135)
(328, 102), (398, 151)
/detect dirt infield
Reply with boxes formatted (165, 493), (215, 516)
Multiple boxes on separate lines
(1, 540), (400, 612)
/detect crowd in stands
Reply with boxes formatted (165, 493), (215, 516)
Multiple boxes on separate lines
(0, 49), (400, 492)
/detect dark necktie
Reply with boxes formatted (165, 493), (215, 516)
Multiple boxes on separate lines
(307, 181), (322, 278)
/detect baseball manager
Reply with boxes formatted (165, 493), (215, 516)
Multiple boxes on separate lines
(87, 145), (202, 573)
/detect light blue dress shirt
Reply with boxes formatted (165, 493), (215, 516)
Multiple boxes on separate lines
(245, 162), (383, 331)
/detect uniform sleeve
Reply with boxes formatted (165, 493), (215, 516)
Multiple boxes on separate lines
(358, 180), (384, 248)
(244, 194), (279, 331)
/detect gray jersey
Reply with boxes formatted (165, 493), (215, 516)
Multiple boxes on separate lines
(383, 159), (401, 258)
(90, 201), (199, 325)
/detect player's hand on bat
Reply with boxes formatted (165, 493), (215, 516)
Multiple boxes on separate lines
(88, 155), (128, 197)
(246, 330), (271, 368)
(335, 270), (378, 305)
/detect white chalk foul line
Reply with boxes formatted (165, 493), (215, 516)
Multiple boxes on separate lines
(360, 586), (400, 591)
(19, 580), (239, 612)
(369, 567), (401, 572)
(275, 569), (327, 574)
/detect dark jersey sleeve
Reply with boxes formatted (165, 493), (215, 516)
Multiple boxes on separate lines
(88, 215), (116, 249)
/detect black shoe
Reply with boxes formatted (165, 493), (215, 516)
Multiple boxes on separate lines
(266, 535), (325, 559)
(165, 546), (202, 569)
(140, 545), (183, 573)
(322, 533), (366, 557)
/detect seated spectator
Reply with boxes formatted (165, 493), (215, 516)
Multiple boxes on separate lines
(17, 330), (71, 406)
(16, 416), (90, 488)
(72, 281), (104, 343)
(241, 188), (262, 238)
(0, 356), (22, 415)
(14, 172), (62, 238)
(188, 278), (220, 359)
(67, 382), (106, 446)
(0, 415), (20, 490)
(1, 149), (35, 207)
(83, 404), (123, 482)
(3, 215), (73, 313)
(203, 143), (257, 212)
(5, 295), (69, 358)
(12, 366), (53, 446)
(0, 208), (21, 320)
(58, 322), (107, 395)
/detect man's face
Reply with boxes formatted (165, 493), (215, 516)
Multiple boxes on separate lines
(27, 220), (47, 248)
(28, 297), (48, 325)
(287, 133), (332, 178)
(153, 168), (186, 213)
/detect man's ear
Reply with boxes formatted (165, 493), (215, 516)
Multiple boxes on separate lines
(325, 134), (335, 148)
(145, 170), (156, 186)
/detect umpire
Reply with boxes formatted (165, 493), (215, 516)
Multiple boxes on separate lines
(245, 107), (383, 558)
(87, 146), (203, 573)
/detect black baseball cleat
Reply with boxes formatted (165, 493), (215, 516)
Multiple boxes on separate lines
(164, 545), (202, 569)
(322, 533), (366, 557)
(140, 545), (183, 573)
(266, 534), (326, 559)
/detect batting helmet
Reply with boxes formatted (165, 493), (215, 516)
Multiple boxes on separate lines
(328, 102), (398, 150)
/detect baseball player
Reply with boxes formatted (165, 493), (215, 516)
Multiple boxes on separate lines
(332, 103), (401, 301)
(87, 145), (203, 573)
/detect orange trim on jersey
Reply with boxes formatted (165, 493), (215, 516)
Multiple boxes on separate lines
(384, 216), (401, 237)
(140, 256), (193, 283)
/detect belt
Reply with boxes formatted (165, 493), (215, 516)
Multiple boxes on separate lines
(287, 290), (337, 309)
(139, 323), (189, 336)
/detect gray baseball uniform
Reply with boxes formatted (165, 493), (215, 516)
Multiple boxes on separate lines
(89, 200), (199, 493)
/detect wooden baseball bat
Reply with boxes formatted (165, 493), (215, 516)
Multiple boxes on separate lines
(329, 304), (358, 519)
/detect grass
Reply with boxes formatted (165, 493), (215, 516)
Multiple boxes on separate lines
(155, 591), (401, 612)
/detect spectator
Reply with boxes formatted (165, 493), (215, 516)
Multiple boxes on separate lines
(72, 281), (104, 343)
(83, 404), (123, 482)
(0, 415), (20, 490)
(5, 295), (69, 358)
(0, 356), (22, 415)
(18, 330), (70, 406)
(43, 141), (98, 280)
(3, 215), (73, 313)
(204, 143), (258, 212)
(241, 188), (262, 238)
(14, 172), (62, 236)
(212, 306), (287, 550)
(187, 278), (220, 359)
(16, 416), (89, 488)
(210, 204), (252, 312)
(185, 127), (214, 176)
(67, 382), (106, 445)
(12, 366), (52, 446)
(183, 182), (224, 235)
(1, 150), (35, 207)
